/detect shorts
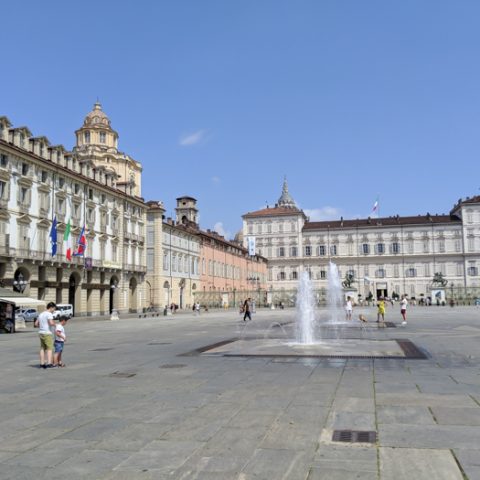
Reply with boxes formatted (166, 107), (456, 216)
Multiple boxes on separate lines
(39, 334), (54, 351)
(54, 341), (64, 353)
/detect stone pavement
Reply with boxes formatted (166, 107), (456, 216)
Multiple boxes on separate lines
(0, 305), (479, 479)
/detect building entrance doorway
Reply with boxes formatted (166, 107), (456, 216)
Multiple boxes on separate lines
(376, 288), (388, 299)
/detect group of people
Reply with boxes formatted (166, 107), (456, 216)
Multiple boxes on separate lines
(35, 302), (68, 369)
(345, 295), (409, 326)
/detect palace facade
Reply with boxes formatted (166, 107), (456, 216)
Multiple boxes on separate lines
(242, 179), (480, 304)
(0, 104), (148, 316)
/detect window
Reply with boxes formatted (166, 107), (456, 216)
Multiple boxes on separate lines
(424, 263), (430, 277)
(0, 181), (6, 200)
(39, 144), (44, 157)
(147, 251), (154, 272)
(88, 189), (93, 200)
(305, 246), (312, 256)
(423, 240), (429, 253)
(278, 247), (285, 257)
(21, 163), (29, 176)
(57, 177), (65, 189)
(376, 243), (385, 254)
(99, 132), (106, 143)
(291, 222), (296, 232)
(257, 224), (262, 234)
(468, 237), (475, 252)
(330, 245), (337, 256)
(289, 246), (296, 257)
(74, 183), (80, 195)
(455, 240), (461, 253)
(278, 271), (286, 281)
(406, 268), (417, 277)
(112, 244), (117, 262)
(84, 131), (90, 143)
(279, 223), (283, 233)
(456, 262), (463, 276)
(20, 133), (25, 148)
(320, 270), (326, 279)
(163, 253), (169, 270)
(438, 240), (445, 253)
(392, 242), (400, 254)
(87, 208), (94, 223)
(0, 154), (8, 168)
(19, 187), (29, 204)
(467, 266), (478, 276)
(291, 271), (298, 280)
(318, 245), (326, 256)
(393, 264), (399, 277)
(41, 170), (48, 183)
(267, 223), (272, 233)
(376, 268), (385, 278)
(362, 243), (370, 254)
(172, 255), (177, 272)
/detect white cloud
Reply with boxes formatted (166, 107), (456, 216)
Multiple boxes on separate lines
(179, 129), (207, 146)
(211, 176), (221, 184)
(213, 222), (231, 239)
(304, 207), (343, 221)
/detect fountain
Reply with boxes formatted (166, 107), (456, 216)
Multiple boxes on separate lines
(191, 264), (426, 360)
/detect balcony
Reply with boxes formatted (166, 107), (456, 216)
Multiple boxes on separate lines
(124, 263), (147, 273)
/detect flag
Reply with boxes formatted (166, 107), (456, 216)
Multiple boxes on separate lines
(49, 216), (57, 257)
(247, 236), (256, 256)
(371, 197), (379, 215)
(64, 219), (72, 261)
(73, 226), (86, 256)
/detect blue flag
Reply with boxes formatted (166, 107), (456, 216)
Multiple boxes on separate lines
(50, 216), (57, 257)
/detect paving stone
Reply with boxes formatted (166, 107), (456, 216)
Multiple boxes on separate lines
(379, 447), (463, 480)
(307, 467), (375, 479)
(379, 424), (480, 449)
(241, 448), (312, 480)
(116, 440), (204, 473)
(326, 411), (376, 431)
(431, 406), (480, 425)
(376, 392), (477, 407)
(376, 406), (436, 425)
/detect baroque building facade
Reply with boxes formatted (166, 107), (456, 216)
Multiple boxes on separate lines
(0, 104), (147, 316)
(146, 196), (267, 310)
(243, 179), (480, 304)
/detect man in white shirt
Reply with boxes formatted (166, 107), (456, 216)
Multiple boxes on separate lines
(35, 302), (56, 369)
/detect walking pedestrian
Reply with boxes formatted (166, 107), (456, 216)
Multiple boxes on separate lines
(34, 302), (56, 369)
(243, 298), (252, 322)
(400, 295), (408, 326)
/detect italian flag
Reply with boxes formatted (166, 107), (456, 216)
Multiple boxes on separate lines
(64, 219), (72, 261)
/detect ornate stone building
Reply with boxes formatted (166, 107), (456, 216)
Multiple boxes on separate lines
(243, 179), (480, 304)
(146, 197), (200, 310)
(0, 104), (147, 316)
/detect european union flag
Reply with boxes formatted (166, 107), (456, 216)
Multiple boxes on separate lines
(50, 216), (57, 257)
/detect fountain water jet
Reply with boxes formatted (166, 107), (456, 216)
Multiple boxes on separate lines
(327, 261), (345, 325)
(296, 271), (317, 344)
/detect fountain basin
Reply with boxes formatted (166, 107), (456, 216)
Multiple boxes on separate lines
(183, 337), (427, 359)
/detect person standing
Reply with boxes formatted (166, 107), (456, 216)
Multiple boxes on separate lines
(195, 302), (201, 316)
(243, 298), (252, 322)
(345, 296), (353, 321)
(400, 295), (408, 326)
(35, 302), (56, 369)
(376, 297), (386, 326)
(53, 316), (68, 367)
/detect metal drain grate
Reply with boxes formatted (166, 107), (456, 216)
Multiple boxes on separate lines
(332, 430), (376, 443)
(160, 364), (187, 369)
(90, 348), (114, 351)
(109, 371), (136, 378)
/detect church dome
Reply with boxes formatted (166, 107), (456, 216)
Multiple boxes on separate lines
(83, 102), (111, 128)
(234, 229), (244, 244)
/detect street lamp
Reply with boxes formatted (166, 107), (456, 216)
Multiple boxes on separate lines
(13, 272), (27, 293)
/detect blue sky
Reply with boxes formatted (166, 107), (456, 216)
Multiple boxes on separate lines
(2, 1), (480, 238)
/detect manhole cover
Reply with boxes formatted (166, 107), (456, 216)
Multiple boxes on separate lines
(109, 371), (136, 378)
(332, 430), (376, 443)
(160, 364), (187, 369)
(90, 348), (114, 351)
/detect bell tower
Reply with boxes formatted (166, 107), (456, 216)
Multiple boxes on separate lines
(175, 196), (198, 226)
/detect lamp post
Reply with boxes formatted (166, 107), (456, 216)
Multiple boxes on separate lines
(13, 272), (27, 293)
(247, 276), (260, 311)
